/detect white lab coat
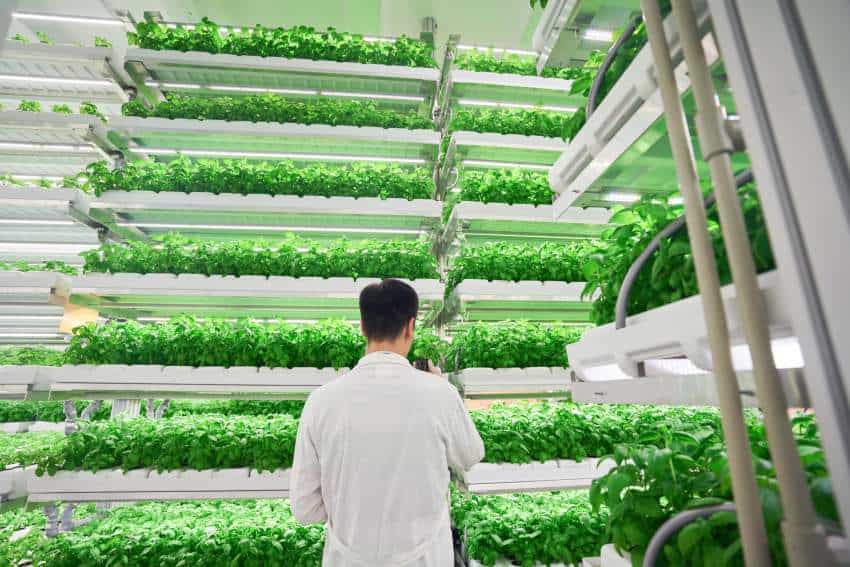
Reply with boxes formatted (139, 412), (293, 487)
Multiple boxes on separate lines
(290, 351), (485, 566)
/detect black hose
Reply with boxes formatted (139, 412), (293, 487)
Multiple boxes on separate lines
(614, 169), (754, 329)
(586, 16), (641, 118)
(643, 503), (737, 566)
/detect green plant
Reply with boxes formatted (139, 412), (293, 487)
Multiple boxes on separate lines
(122, 93), (434, 130)
(65, 317), (446, 368)
(452, 487), (608, 566)
(449, 106), (573, 138)
(129, 18), (434, 68)
(589, 411), (835, 566)
(0, 346), (65, 366)
(0, 432), (65, 469)
(81, 233), (439, 280)
(446, 322), (583, 371)
(94, 36), (112, 47)
(35, 31), (53, 45)
(0, 400), (112, 423)
(79, 101), (106, 121)
(446, 240), (592, 292)
(164, 400), (305, 419)
(72, 157), (434, 199)
(36, 415), (299, 474)
(444, 168), (553, 220)
(583, 185), (774, 325)
(51, 104), (73, 115)
(453, 50), (580, 80)
(11, 33), (29, 43)
(16, 100), (42, 112)
(0, 260), (80, 275)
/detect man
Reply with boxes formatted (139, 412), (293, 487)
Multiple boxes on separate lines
(291, 278), (485, 566)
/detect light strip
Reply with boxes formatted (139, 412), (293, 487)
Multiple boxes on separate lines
(136, 316), (325, 324)
(0, 142), (93, 153)
(0, 242), (94, 253)
(12, 12), (125, 26)
(0, 74), (113, 87)
(604, 192), (641, 203)
(462, 160), (550, 171)
(4, 175), (64, 181)
(456, 44), (538, 57)
(668, 196), (684, 205)
(116, 221), (424, 235)
(0, 219), (76, 226)
(362, 36), (396, 43)
(145, 82), (424, 102)
(141, 147), (426, 164)
(457, 99), (577, 113)
(583, 29), (614, 42)
(0, 315), (62, 321)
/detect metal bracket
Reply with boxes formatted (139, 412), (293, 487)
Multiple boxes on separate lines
(63, 401), (77, 435)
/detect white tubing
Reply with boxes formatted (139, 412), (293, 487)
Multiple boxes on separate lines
(639, 1), (771, 564)
(671, 1), (834, 564)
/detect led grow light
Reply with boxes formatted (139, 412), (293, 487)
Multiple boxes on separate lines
(12, 12), (125, 26)
(456, 45), (538, 57)
(0, 219), (76, 226)
(0, 142), (93, 153)
(322, 91), (425, 103)
(604, 192), (641, 203)
(462, 160), (550, 171)
(141, 148), (426, 164)
(0, 75), (114, 88)
(583, 29), (614, 42)
(145, 82), (425, 102)
(116, 221), (425, 236)
(668, 196), (685, 205)
(457, 99), (577, 113)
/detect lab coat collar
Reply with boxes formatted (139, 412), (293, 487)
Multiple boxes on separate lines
(356, 351), (411, 368)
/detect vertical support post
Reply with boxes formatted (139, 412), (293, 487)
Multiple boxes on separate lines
(59, 503), (76, 533)
(639, 1), (771, 564)
(111, 399), (141, 418)
(63, 400), (77, 435)
(43, 504), (59, 538)
(671, 1), (833, 564)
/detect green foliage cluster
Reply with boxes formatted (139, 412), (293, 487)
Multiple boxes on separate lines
(51, 104), (72, 115)
(452, 487), (608, 566)
(583, 186), (774, 325)
(449, 106), (573, 138)
(0, 432), (65, 469)
(453, 50), (580, 80)
(81, 234), (440, 280)
(456, 168), (552, 206)
(16, 100), (41, 112)
(31, 500), (326, 567)
(0, 346), (65, 366)
(71, 157), (434, 199)
(471, 402), (724, 464)
(0, 260), (80, 275)
(122, 93), (433, 130)
(446, 240), (593, 291)
(590, 412), (834, 566)
(0, 401), (110, 423)
(447, 322), (583, 371)
(36, 415), (299, 475)
(65, 317), (445, 368)
(130, 17), (434, 68)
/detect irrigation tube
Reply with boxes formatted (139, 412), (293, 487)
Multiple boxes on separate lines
(639, 0), (771, 564)
(614, 169), (754, 330)
(643, 503), (737, 567)
(586, 16), (641, 118)
(671, 0), (834, 564)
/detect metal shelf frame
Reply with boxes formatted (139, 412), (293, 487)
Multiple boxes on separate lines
(451, 366), (573, 399)
(458, 458), (615, 495)
(0, 271), (67, 347)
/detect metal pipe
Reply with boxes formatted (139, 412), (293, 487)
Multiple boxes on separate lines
(639, 1), (771, 564)
(615, 169), (753, 329)
(671, 0), (833, 564)
(587, 16), (641, 118)
(643, 503), (737, 567)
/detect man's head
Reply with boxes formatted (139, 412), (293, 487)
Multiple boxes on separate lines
(359, 279), (419, 354)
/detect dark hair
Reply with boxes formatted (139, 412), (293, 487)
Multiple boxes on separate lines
(359, 279), (419, 341)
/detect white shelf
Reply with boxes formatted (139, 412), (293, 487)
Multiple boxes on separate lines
(452, 131), (568, 168)
(444, 280), (592, 325)
(0, 41), (129, 108)
(0, 271), (67, 346)
(451, 367), (573, 398)
(450, 70), (581, 108)
(462, 458), (614, 495)
(126, 48), (438, 105)
(28, 467), (291, 503)
(442, 201), (610, 247)
(0, 111), (112, 177)
(85, 191), (441, 242)
(61, 273), (444, 320)
(0, 465), (32, 502)
(568, 271), (801, 381)
(14, 364), (343, 400)
(0, 187), (100, 264)
(549, 0), (712, 218)
(106, 116), (440, 164)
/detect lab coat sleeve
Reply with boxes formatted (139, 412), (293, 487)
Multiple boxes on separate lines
(290, 397), (328, 525)
(445, 391), (485, 472)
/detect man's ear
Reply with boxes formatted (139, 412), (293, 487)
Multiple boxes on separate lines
(360, 321), (367, 338)
(406, 318), (416, 339)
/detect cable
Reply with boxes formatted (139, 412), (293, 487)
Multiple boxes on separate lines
(586, 16), (641, 118)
